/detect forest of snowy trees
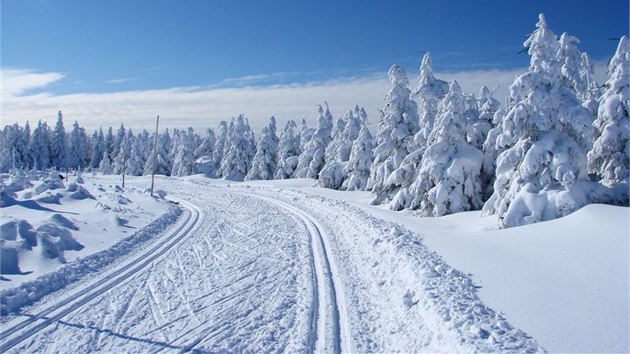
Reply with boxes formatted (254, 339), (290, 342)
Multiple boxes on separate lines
(1, 15), (628, 228)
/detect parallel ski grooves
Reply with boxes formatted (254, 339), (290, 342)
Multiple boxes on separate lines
(248, 194), (348, 353)
(0, 198), (200, 352)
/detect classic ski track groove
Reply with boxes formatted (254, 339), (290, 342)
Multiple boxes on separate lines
(246, 193), (350, 354)
(0, 198), (201, 352)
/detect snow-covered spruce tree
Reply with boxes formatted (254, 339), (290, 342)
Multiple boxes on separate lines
(294, 104), (333, 179)
(30, 120), (52, 171)
(143, 130), (172, 176)
(89, 128), (105, 169)
(298, 118), (315, 153)
(406, 81), (485, 216)
(50, 111), (68, 171)
(274, 120), (301, 179)
(386, 57), (447, 209)
(68, 121), (90, 170)
(126, 134), (147, 176)
(587, 36), (629, 192)
(99, 150), (114, 175)
(342, 125), (375, 191)
(413, 53), (449, 153)
(172, 127), (197, 177)
(219, 114), (256, 181)
(0, 123), (30, 172)
(319, 106), (366, 189)
(245, 123), (279, 181)
(113, 130), (132, 175)
(368, 64), (419, 206)
(194, 128), (216, 159)
(482, 14), (595, 228)
(112, 123), (126, 160)
(578, 52), (601, 119)
(212, 120), (229, 173)
(193, 128), (218, 177)
(104, 126), (115, 163)
(470, 86), (500, 150)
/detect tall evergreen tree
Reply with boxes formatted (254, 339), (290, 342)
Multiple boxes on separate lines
(482, 14), (595, 228)
(172, 127), (197, 176)
(587, 36), (629, 188)
(407, 81), (485, 216)
(342, 125), (375, 191)
(275, 120), (301, 179)
(50, 111), (68, 170)
(219, 115), (256, 181)
(90, 128), (105, 169)
(30, 120), (52, 171)
(245, 121), (279, 181)
(68, 121), (90, 169)
(294, 104), (334, 179)
(368, 64), (419, 205)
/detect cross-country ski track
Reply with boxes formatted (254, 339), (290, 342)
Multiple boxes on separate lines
(0, 176), (542, 353)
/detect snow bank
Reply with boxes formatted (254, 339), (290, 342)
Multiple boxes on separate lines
(0, 205), (181, 315)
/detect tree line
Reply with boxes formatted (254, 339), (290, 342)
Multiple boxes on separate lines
(2, 14), (627, 228)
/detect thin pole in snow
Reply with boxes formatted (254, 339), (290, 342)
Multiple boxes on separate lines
(150, 115), (160, 197)
(122, 132), (127, 188)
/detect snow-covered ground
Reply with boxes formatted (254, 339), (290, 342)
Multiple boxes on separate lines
(1, 173), (628, 353)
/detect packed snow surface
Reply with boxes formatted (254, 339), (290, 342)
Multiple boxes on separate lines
(1, 174), (627, 353)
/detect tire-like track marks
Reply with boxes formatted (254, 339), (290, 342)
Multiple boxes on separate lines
(0, 198), (200, 352)
(248, 194), (350, 353)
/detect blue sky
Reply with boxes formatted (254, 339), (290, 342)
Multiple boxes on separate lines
(1, 0), (628, 132)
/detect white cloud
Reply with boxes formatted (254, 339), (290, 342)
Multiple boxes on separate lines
(2, 66), (538, 135)
(1, 68), (65, 98)
(105, 77), (138, 84)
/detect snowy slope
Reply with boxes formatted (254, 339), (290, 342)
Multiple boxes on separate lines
(1, 174), (627, 353)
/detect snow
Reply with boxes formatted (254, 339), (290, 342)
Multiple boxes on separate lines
(2, 173), (626, 352)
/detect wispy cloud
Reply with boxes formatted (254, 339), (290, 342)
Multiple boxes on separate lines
(105, 77), (137, 84)
(1, 68), (65, 98)
(7, 63), (605, 135)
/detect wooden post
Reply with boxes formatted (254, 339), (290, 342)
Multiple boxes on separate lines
(150, 115), (160, 197)
(122, 133), (127, 188)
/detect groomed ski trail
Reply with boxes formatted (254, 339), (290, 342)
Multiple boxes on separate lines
(249, 194), (351, 353)
(1, 176), (544, 353)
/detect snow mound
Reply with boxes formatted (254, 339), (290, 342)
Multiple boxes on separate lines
(0, 205), (182, 315)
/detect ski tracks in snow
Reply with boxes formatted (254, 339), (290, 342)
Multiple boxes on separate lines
(1, 177), (543, 353)
(250, 194), (351, 354)
(0, 198), (200, 352)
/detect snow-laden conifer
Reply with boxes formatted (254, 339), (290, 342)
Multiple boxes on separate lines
(246, 118), (279, 181)
(68, 121), (90, 170)
(50, 111), (68, 171)
(342, 125), (375, 191)
(368, 64), (419, 205)
(143, 130), (172, 176)
(126, 134), (147, 176)
(406, 81), (484, 216)
(172, 128), (197, 177)
(294, 104), (333, 179)
(219, 115), (256, 181)
(30, 120), (52, 171)
(413, 53), (449, 151)
(194, 129), (216, 159)
(213, 121), (229, 169)
(89, 128), (105, 169)
(274, 120), (301, 179)
(319, 106), (366, 189)
(587, 36), (629, 189)
(483, 14), (595, 228)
